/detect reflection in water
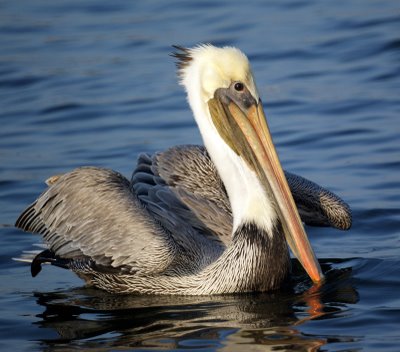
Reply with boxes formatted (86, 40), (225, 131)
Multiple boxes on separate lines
(32, 259), (358, 351)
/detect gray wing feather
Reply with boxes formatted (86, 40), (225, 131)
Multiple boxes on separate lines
(16, 167), (176, 274)
(132, 146), (232, 245)
(154, 146), (233, 242)
(286, 171), (352, 230)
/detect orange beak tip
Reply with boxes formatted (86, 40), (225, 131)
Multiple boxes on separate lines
(312, 272), (325, 285)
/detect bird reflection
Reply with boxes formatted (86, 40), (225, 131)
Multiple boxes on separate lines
(32, 259), (358, 351)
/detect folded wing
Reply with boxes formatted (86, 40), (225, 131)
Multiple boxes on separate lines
(16, 167), (177, 275)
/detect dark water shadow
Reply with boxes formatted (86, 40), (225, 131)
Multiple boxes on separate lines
(30, 259), (359, 350)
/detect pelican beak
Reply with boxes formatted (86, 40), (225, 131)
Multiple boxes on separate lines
(208, 95), (324, 284)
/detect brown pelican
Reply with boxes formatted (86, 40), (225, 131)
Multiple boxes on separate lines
(15, 45), (351, 295)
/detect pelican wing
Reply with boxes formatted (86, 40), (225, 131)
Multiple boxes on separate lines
(15, 167), (177, 275)
(132, 145), (232, 245)
(285, 171), (352, 230)
(132, 145), (351, 246)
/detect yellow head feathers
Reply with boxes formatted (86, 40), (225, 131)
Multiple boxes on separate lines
(172, 44), (259, 102)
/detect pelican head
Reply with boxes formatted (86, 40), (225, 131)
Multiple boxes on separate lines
(173, 44), (324, 284)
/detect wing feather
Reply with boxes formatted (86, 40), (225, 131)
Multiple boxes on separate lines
(285, 171), (352, 230)
(16, 167), (177, 274)
(132, 147), (231, 246)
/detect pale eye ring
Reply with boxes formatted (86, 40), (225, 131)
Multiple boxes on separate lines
(234, 82), (244, 92)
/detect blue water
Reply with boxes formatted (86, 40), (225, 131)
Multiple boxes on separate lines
(1, 0), (399, 351)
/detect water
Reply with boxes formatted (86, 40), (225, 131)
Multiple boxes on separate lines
(1, 0), (399, 350)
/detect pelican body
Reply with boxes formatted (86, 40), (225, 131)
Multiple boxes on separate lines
(15, 45), (351, 295)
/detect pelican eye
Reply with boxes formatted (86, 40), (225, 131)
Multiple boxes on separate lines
(234, 82), (244, 92)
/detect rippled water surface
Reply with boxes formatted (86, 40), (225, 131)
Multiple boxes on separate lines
(1, 1), (399, 351)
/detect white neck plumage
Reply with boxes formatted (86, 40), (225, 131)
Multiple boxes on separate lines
(182, 71), (278, 237)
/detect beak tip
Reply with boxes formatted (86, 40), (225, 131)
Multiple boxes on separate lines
(311, 270), (325, 285)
